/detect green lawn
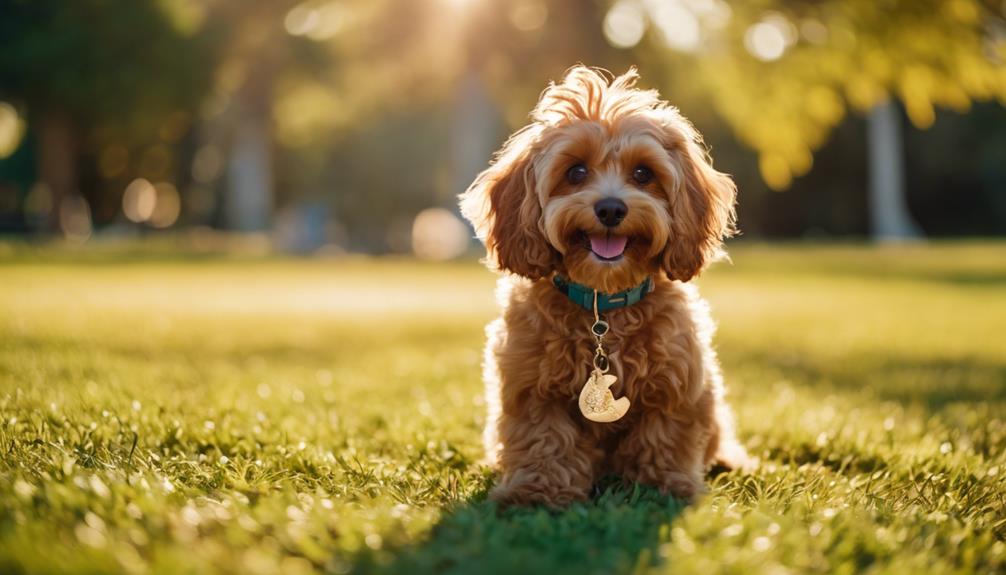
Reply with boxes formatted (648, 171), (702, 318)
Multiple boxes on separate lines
(1, 242), (1004, 574)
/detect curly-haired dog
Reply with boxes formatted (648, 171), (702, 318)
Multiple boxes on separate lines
(459, 67), (751, 507)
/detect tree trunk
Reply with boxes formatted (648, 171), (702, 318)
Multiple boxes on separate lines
(450, 69), (498, 199)
(33, 109), (78, 234)
(867, 101), (922, 241)
(224, 73), (273, 232)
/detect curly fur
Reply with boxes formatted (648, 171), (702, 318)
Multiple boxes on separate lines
(460, 66), (750, 507)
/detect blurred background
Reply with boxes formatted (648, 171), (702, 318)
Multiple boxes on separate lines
(1, 0), (1005, 255)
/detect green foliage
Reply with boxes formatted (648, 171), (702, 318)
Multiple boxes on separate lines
(0, 0), (213, 132)
(638, 0), (1006, 189)
(0, 243), (1004, 573)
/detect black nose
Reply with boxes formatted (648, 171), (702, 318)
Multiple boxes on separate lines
(594, 197), (627, 227)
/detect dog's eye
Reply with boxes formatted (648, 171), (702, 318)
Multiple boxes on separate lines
(632, 166), (654, 185)
(566, 164), (588, 185)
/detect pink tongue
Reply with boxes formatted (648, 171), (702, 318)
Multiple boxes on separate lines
(589, 234), (628, 259)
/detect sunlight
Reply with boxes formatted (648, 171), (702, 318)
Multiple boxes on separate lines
(411, 207), (469, 261)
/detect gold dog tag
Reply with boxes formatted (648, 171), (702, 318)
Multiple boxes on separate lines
(578, 369), (630, 422)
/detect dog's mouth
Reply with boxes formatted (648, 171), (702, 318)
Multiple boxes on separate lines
(586, 232), (629, 261)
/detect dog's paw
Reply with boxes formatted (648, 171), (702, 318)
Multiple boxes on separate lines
(655, 471), (706, 502)
(490, 469), (590, 508)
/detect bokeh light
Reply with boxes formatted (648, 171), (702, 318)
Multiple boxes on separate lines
(687, 0), (732, 29)
(509, 0), (548, 32)
(800, 18), (829, 45)
(411, 208), (469, 261)
(284, 1), (348, 41)
(744, 18), (789, 62)
(122, 178), (157, 223)
(649, 2), (701, 53)
(0, 102), (26, 159)
(121, 178), (181, 228)
(150, 182), (182, 228)
(604, 1), (647, 49)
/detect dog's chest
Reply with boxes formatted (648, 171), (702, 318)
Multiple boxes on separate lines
(539, 312), (679, 408)
(501, 277), (699, 421)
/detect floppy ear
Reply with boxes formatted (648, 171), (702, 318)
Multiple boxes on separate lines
(661, 131), (737, 282)
(459, 127), (556, 279)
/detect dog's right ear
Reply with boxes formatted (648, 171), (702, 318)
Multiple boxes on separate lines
(459, 127), (556, 279)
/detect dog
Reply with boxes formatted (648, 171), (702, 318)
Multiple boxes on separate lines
(459, 66), (750, 507)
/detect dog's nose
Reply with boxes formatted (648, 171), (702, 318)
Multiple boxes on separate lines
(594, 198), (627, 228)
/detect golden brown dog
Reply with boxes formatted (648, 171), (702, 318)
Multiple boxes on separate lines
(460, 66), (750, 507)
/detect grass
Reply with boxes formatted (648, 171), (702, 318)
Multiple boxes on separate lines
(0, 241), (1004, 574)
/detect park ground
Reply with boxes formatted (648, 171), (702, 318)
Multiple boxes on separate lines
(0, 241), (1004, 574)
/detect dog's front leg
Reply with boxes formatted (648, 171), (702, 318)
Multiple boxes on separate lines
(490, 399), (596, 508)
(611, 399), (713, 501)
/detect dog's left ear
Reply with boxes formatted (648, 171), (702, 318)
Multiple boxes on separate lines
(459, 127), (556, 279)
(658, 120), (737, 282)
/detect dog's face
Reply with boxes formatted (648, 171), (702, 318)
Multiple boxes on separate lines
(461, 67), (736, 293)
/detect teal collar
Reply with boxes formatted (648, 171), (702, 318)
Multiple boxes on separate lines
(553, 275), (654, 312)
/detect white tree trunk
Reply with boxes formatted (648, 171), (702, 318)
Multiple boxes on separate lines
(867, 101), (922, 241)
(450, 70), (497, 199)
(225, 114), (272, 232)
(34, 110), (77, 233)
(224, 68), (273, 233)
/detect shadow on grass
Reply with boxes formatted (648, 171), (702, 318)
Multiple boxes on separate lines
(353, 481), (687, 575)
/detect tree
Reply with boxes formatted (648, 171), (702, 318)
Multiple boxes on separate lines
(615, 0), (1006, 238)
(0, 0), (212, 232)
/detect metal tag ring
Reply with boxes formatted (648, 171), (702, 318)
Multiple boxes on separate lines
(591, 320), (609, 338)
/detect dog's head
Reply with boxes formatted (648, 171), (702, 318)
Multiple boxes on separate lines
(460, 66), (736, 293)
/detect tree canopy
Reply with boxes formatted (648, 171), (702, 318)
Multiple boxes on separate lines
(620, 0), (1006, 189)
(0, 0), (212, 134)
(0, 0), (1003, 240)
